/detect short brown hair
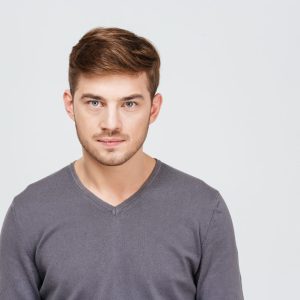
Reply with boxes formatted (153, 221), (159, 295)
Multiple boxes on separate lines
(68, 27), (161, 99)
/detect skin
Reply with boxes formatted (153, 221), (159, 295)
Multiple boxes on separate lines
(63, 71), (163, 207)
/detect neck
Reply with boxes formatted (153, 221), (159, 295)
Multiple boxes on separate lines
(74, 151), (156, 200)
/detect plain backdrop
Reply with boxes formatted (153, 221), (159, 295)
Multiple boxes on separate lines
(0, 0), (299, 299)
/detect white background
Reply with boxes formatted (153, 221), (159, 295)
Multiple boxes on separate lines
(0, 1), (299, 299)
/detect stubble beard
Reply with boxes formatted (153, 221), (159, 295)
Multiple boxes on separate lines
(73, 115), (151, 167)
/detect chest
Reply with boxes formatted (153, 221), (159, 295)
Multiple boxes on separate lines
(35, 207), (201, 298)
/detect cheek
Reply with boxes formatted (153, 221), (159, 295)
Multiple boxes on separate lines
(125, 112), (149, 131)
(76, 108), (150, 132)
(75, 113), (97, 133)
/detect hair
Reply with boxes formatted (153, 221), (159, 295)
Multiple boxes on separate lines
(68, 27), (161, 99)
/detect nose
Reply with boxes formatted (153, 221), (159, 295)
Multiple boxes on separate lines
(100, 105), (122, 133)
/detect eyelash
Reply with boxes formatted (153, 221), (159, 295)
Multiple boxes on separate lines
(87, 100), (138, 109)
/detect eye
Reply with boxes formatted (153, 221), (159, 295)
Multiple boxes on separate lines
(88, 100), (101, 107)
(124, 101), (138, 109)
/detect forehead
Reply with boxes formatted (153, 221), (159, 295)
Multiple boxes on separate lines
(75, 72), (149, 97)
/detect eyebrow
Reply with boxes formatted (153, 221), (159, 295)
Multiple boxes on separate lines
(80, 93), (145, 101)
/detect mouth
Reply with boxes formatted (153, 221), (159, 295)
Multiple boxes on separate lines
(97, 139), (125, 147)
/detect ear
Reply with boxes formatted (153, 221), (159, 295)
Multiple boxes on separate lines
(149, 93), (163, 124)
(63, 90), (75, 121)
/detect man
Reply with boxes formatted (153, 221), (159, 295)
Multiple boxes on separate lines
(0, 27), (244, 299)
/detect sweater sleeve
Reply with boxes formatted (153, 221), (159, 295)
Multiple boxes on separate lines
(196, 192), (244, 300)
(0, 202), (41, 299)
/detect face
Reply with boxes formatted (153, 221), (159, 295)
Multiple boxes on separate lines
(63, 72), (162, 166)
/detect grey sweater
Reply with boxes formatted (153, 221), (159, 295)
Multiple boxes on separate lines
(0, 158), (244, 299)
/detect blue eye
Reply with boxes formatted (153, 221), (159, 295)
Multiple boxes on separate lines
(87, 100), (138, 110)
(124, 101), (138, 109)
(89, 100), (100, 107)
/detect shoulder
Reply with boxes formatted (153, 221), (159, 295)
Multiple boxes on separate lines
(12, 163), (72, 212)
(158, 161), (229, 245)
(159, 161), (220, 209)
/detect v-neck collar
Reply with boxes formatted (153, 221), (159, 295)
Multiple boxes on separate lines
(67, 157), (162, 216)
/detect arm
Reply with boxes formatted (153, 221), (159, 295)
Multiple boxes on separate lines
(0, 201), (41, 299)
(196, 192), (244, 300)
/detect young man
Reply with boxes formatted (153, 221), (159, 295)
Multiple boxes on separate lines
(0, 27), (244, 299)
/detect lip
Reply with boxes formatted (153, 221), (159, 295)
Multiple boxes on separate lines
(99, 139), (124, 142)
(97, 140), (125, 148)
